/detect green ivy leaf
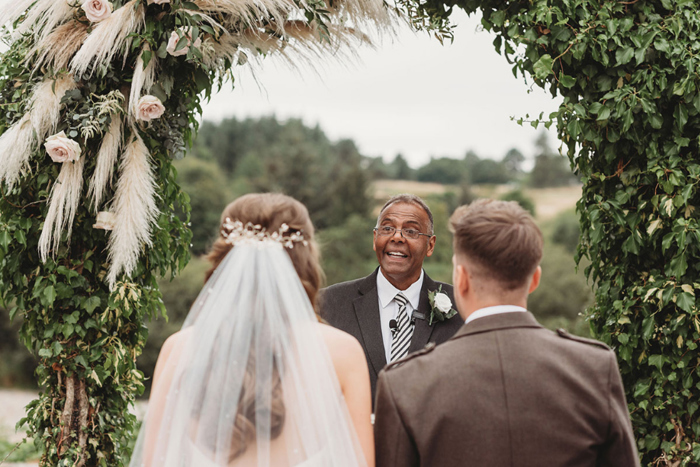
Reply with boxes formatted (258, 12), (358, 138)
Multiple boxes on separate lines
(677, 292), (695, 312)
(615, 47), (635, 65)
(51, 341), (62, 357)
(648, 354), (665, 370)
(0, 230), (11, 251)
(559, 73), (576, 88)
(642, 316), (655, 340)
(84, 296), (101, 315)
(43, 286), (56, 307)
(533, 54), (553, 80)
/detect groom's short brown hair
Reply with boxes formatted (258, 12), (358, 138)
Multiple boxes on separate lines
(449, 199), (543, 290)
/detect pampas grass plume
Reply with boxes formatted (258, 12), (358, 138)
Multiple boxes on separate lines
(38, 157), (86, 262)
(0, 75), (76, 188)
(0, 0), (36, 29)
(129, 48), (157, 121)
(0, 115), (34, 188)
(31, 21), (90, 73)
(13, 0), (76, 44)
(30, 74), (78, 139)
(71, 0), (145, 78)
(106, 129), (159, 289)
(88, 115), (122, 210)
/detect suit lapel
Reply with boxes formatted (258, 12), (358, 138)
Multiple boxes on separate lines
(353, 270), (387, 376)
(408, 273), (438, 353)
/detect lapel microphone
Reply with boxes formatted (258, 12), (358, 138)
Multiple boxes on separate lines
(411, 311), (426, 324)
(389, 319), (398, 336)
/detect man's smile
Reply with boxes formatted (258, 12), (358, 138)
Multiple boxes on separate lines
(386, 251), (408, 258)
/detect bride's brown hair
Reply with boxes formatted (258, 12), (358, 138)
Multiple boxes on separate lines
(205, 192), (324, 310)
(202, 193), (324, 460)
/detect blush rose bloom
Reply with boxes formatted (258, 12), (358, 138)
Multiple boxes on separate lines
(434, 292), (452, 313)
(136, 95), (166, 122)
(166, 29), (202, 57)
(81, 0), (113, 23)
(147, 0), (170, 4)
(45, 131), (82, 163)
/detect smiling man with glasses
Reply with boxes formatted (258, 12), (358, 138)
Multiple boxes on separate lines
(320, 194), (463, 406)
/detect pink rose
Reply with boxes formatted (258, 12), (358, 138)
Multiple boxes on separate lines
(166, 29), (202, 57)
(136, 95), (165, 122)
(147, 0), (170, 3)
(81, 0), (113, 23)
(45, 131), (82, 163)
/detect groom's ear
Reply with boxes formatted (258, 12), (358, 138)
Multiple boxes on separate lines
(454, 262), (469, 297)
(527, 266), (542, 294)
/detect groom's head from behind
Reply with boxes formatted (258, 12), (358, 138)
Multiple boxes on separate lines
(449, 199), (543, 320)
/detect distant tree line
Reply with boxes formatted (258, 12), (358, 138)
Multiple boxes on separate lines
(366, 132), (579, 187)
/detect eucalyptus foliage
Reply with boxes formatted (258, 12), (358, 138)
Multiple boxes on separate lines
(397, 0), (700, 463)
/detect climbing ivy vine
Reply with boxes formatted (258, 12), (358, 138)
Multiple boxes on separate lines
(398, 0), (700, 463)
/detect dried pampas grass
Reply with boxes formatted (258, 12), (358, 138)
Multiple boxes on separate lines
(0, 0), (36, 29)
(0, 115), (34, 188)
(196, 0), (290, 33)
(88, 115), (122, 210)
(12, 0), (76, 44)
(30, 74), (78, 139)
(38, 157), (86, 262)
(0, 75), (77, 188)
(106, 129), (159, 289)
(202, 21), (372, 72)
(70, 0), (146, 78)
(128, 48), (157, 121)
(30, 22), (90, 73)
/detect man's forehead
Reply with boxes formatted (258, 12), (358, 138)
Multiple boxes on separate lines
(379, 203), (429, 223)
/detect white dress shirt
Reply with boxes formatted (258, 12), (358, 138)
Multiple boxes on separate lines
(376, 269), (424, 364)
(465, 305), (527, 325)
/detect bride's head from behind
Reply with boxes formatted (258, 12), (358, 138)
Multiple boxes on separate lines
(205, 192), (324, 310)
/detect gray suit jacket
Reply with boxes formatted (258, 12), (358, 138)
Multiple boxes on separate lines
(319, 268), (463, 405)
(374, 312), (639, 467)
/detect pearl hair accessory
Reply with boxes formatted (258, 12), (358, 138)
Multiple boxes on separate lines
(221, 218), (308, 249)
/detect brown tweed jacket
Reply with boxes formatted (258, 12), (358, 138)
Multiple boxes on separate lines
(374, 312), (639, 467)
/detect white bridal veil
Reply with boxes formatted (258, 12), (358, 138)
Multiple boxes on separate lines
(129, 225), (367, 467)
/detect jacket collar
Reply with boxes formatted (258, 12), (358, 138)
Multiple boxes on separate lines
(452, 311), (544, 340)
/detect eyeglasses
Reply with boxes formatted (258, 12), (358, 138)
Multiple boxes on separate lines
(373, 226), (432, 240)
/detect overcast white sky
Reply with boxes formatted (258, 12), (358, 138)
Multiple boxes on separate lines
(200, 10), (563, 168)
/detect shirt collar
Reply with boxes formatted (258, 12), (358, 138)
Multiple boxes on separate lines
(377, 268), (424, 310)
(465, 305), (527, 324)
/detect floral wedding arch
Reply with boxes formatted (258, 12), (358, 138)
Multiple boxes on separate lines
(0, 0), (389, 465)
(2, 0), (699, 465)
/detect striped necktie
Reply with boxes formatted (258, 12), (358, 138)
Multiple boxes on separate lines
(390, 292), (413, 362)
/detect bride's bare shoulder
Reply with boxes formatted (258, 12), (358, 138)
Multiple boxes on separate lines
(160, 328), (194, 362)
(317, 323), (365, 365)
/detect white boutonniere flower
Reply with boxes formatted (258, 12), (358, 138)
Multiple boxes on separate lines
(428, 286), (458, 325)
